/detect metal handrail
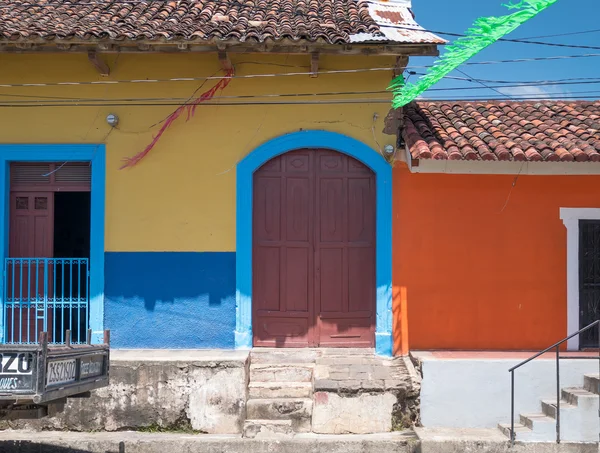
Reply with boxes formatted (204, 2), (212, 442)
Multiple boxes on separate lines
(508, 320), (600, 446)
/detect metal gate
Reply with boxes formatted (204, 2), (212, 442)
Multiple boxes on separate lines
(3, 258), (89, 344)
(579, 220), (600, 349)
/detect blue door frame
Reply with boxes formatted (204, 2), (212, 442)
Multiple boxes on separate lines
(235, 131), (393, 356)
(0, 145), (106, 344)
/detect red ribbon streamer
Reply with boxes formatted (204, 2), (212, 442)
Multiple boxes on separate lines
(120, 68), (234, 169)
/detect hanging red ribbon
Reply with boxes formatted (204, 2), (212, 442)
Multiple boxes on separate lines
(120, 68), (234, 169)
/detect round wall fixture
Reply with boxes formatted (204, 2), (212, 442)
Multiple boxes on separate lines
(106, 114), (119, 127)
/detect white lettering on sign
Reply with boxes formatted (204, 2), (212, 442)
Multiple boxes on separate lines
(46, 359), (76, 386)
(80, 359), (102, 378)
(0, 352), (33, 375)
(0, 377), (18, 390)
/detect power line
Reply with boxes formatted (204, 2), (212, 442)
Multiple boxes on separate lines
(4, 79), (600, 103)
(0, 93), (596, 108)
(518, 28), (600, 40)
(373, 22), (600, 51)
(0, 53), (597, 91)
(421, 90), (600, 101)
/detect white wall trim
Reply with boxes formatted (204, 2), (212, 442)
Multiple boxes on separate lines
(560, 208), (600, 350)
(412, 160), (600, 175)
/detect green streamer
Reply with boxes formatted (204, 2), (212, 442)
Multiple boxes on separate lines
(389, 0), (559, 108)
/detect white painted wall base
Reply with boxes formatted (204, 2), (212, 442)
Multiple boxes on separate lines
(414, 353), (598, 429)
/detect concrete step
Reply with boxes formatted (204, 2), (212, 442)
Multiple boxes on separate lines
(541, 398), (577, 419)
(246, 398), (313, 433)
(250, 349), (320, 365)
(498, 422), (531, 439)
(248, 381), (313, 399)
(561, 387), (599, 406)
(249, 364), (314, 383)
(499, 414), (556, 443)
(242, 419), (294, 439)
(519, 413), (556, 432)
(583, 374), (600, 395)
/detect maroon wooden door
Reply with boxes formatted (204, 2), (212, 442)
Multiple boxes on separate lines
(7, 192), (54, 342)
(252, 149), (375, 348)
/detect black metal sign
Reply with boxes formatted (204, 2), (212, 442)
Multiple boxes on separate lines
(0, 352), (36, 392)
(45, 353), (107, 389)
(0, 330), (110, 406)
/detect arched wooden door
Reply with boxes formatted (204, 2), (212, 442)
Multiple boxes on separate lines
(252, 149), (376, 348)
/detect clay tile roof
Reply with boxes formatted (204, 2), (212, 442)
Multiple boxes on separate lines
(403, 101), (600, 162)
(0, 0), (444, 46)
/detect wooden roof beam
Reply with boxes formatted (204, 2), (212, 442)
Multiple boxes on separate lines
(87, 50), (110, 76)
(310, 52), (319, 78)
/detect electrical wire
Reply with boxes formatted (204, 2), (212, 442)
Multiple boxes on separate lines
(0, 91), (597, 108)
(519, 28), (600, 40)
(2, 79), (600, 103)
(0, 53), (598, 91)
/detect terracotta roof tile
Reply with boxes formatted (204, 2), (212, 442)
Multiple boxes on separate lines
(403, 101), (600, 162)
(0, 0), (443, 45)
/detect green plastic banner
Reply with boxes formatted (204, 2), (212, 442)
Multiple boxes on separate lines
(389, 0), (560, 108)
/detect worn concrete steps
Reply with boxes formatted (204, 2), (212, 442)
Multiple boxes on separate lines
(498, 378), (600, 443)
(244, 351), (317, 438)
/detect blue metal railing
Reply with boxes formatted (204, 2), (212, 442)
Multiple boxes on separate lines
(3, 258), (90, 345)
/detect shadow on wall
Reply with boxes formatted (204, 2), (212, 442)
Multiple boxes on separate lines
(105, 252), (236, 349)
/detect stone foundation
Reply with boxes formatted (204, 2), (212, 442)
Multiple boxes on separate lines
(0, 348), (421, 436)
(0, 350), (249, 434)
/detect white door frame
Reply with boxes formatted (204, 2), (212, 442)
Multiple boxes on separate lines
(560, 207), (600, 350)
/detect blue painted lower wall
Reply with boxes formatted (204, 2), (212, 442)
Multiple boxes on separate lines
(105, 252), (236, 349)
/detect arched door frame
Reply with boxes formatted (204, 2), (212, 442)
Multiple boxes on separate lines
(235, 130), (393, 356)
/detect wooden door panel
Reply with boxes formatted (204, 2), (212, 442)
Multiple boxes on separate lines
(348, 247), (375, 313)
(318, 317), (374, 347)
(318, 248), (344, 313)
(254, 177), (281, 242)
(318, 178), (344, 243)
(254, 246), (281, 312)
(284, 247), (310, 312)
(348, 178), (375, 243)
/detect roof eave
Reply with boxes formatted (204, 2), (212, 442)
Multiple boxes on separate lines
(0, 38), (440, 56)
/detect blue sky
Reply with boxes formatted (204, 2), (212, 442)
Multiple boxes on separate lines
(410, 0), (600, 101)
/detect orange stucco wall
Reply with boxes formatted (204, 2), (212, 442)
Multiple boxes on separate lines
(392, 164), (600, 352)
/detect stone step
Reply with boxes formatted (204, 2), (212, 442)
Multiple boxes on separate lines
(583, 374), (600, 395)
(246, 398), (313, 433)
(499, 416), (555, 443)
(541, 398), (577, 418)
(519, 413), (556, 431)
(242, 419), (294, 439)
(498, 422), (531, 439)
(249, 364), (314, 383)
(250, 349), (320, 365)
(561, 387), (599, 406)
(248, 381), (313, 399)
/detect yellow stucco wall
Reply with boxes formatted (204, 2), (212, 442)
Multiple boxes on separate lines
(0, 53), (396, 252)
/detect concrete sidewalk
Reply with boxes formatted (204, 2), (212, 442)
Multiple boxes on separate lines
(416, 428), (598, 453)
(0, 428), (597, 453)
(0, 430), (417, 453)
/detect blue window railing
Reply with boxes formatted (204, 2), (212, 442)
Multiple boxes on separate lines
(3, 258), (90, 344)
